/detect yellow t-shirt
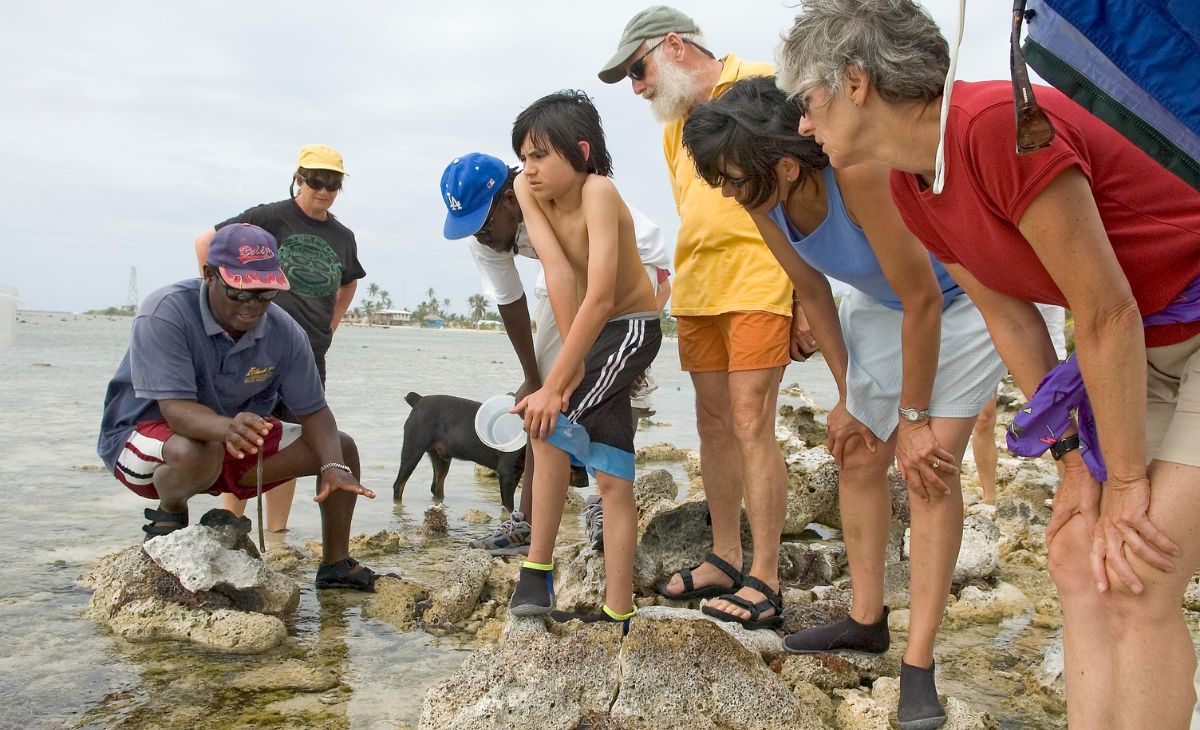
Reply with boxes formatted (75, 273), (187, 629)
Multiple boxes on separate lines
(663, 55), (793, 317)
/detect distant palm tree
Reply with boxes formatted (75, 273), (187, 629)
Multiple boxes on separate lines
(426, 287), (437, 305)
(368, 282), (381, 300)
(380, 289), (393, 309)
(442, 297), (452, 315)
(468, 294), (489, 323)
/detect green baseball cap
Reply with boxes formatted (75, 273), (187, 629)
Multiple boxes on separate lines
(598, 5), (700, 84)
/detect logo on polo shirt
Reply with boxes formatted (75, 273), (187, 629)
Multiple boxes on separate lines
(245, 366), (275, 383)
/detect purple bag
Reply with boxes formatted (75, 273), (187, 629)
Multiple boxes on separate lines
(1007, 278), (1200, 482)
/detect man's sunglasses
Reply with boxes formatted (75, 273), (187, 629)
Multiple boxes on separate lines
(1010, 0), (1054, 154)
(299, 174), (343, 192)
(627, 37), (715, 82)
(217, 279), (280, 302)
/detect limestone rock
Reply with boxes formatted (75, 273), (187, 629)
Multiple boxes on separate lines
(954, 514), (1001, 584)
(778, 400), (828, 446)
(633, 469), (678, 514)
(421, 504), (449, 535)
(1035, 643), (1065, 705)
(610, 613), (821, 729)
(461, 509), (492, 525)
(144, 524), (299, 615)
(550, 541), (608, 614)
(482, 559), (520, 605)
(635, 441), (690, 464)
(684, 450), (703, 480)
(776, 653), (861, 691)
(362, 576), (428, 631)
(883, 559), (911, 610)
(636, 605), (783, 660)
(783, 447), (840, 535)
(1184, 575), (1200, 611)
(473, 464), (498, 480)
(943, 582), (1030, 628)
(106, 597), (287, 654)
(424, 549), (492, 625)
(779, 541), (846, 589)
(858, 677), (997, 730)
(833, 687), (890, 730)
(632, 499), (753, 595)
(419, 620), (621, 730)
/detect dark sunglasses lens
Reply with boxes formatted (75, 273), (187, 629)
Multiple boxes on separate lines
(225, 284), (278, 302)
(628, 59), (645, 81)
(304, 176), (342, 192)
(1016, 107), (1055, 153)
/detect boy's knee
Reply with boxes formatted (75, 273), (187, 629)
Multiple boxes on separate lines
(338, 432), (358, 463)
(165, 438), (223, 483)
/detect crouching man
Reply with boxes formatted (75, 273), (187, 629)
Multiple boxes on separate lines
(97, 223), (381, 591)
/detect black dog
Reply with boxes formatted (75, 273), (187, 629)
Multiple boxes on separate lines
(392, 392), (526, 511)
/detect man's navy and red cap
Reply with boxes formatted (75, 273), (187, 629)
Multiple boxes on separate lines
(207, 223), (291, 290)
(440, 152), (509, 240)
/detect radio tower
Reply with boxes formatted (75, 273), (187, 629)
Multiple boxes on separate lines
(126, 267), (138, 312)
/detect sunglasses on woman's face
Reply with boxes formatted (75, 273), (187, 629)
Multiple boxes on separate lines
(1010, 0), (1055, 154)
(300, 174), (343, 192)
(218, 279), (280, 302)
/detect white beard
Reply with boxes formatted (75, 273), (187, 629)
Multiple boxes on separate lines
(644, 56), (710, 123)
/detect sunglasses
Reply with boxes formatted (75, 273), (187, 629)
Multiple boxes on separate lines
(299, 174), (343, 192)
(1010, 0), (1055, 154)
(217, 278), (280, 302)
(721, 174), (750, 190)
(627, 37), (714, 82)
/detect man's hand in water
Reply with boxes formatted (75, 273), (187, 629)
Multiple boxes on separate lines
(225, 412), (271, 458)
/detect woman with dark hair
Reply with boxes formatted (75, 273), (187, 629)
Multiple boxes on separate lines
(777, 2), (1200, 727)
(682, 74), (1003, 728)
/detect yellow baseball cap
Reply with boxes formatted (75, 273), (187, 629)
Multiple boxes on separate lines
(296, 144), (346, 174)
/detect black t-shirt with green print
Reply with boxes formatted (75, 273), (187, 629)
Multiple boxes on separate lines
(216, 199), (365, 376)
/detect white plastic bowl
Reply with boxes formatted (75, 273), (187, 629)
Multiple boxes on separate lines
(474, 394), (528, 452)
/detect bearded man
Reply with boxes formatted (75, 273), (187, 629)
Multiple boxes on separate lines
(598, 7), (814, 629)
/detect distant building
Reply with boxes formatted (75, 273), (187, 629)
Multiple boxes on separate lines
(421, 314), (446, 329)
(476, 319), (503, 330)
(374, 309), (411, 326)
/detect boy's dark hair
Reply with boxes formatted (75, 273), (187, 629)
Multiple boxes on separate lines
(682, 75), (828, 209)
(512, 90), (613, 177)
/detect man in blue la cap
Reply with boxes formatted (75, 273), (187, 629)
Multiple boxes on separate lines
(439, 153), (673, 556)
(98, 223), (385, 590)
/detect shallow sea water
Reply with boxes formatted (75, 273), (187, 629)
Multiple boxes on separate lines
(0, 311), (847, 728)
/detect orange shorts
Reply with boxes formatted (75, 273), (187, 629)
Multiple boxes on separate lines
(676, 311), (791, 373)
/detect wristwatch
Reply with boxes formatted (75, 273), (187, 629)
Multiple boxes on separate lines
(1049, 435), (1081, 460)
(898, 406), (930, 423)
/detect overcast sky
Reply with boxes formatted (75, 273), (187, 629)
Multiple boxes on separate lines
(1, 1), (1018, 313)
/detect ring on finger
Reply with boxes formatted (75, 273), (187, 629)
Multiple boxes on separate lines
(931, 457), (940, 469)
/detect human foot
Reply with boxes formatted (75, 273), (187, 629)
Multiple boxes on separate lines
(701, 575), (783, 630)
(655, 551), (742, 600)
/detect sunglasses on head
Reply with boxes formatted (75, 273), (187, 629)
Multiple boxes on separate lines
(627, 37), (715, 82)
(216, 278), (280, 302)
(1010, 0), (1055, 154)
(299, 174), (343, 192)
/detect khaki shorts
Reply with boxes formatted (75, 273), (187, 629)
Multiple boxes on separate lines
(676, 311), (791, 373)
(1146, 331), (1200, 467)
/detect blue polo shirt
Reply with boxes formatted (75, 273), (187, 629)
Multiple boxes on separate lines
(97, 279), (326, 470)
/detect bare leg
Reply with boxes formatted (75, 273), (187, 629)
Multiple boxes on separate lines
(905, 416), (974, 667)
(1106, 460), (1200, 730)
(155, 436), (224, 514)
(519, 446), (535, 520)
(971, 398), (998, 504)
(1048, 503), (1116, 729)
(705, 366), (787, 619)
(596, 472), (636, 614)
(662, 371), (742, 594)
(525, 437), (571, 567)
(838, 433), (898, 625)
(239, 432), (361, 564)
(219, 480), (296, 530)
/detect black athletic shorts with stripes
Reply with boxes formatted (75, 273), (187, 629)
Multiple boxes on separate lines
(544, 314), (661, 480)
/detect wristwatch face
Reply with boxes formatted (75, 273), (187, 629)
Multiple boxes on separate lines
(899, 408), (922, 422)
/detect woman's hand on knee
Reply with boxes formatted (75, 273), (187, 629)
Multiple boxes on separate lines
(826, 400), (877, 467)
(1090, 475), (1182, 594)
(895, 420), (956, 501)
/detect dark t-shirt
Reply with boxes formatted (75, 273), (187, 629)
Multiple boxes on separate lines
(217, 199), (365, 368)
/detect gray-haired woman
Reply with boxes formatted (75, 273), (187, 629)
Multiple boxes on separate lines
(776, 1), (1200, 728)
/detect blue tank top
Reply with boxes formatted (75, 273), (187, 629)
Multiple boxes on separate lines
(767, 167), (963, 311)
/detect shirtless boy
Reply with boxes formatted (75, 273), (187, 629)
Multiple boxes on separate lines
(505, 91), (661, 626)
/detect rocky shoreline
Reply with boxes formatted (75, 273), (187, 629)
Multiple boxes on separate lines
(78, 393), (1200, 728)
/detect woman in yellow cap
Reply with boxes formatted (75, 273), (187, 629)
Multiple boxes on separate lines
(194, 144), (366, 532)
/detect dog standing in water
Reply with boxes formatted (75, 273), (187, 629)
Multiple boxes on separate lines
(392, 392), (526, 511)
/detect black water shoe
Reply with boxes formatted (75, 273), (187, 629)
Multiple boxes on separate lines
(509, 562), (555, 616)
(898, 661), (946, 730)
(783, 606), (890, 655)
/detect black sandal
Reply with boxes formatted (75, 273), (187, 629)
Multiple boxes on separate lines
(655, 551), (743, 600)
(142, 507), (188, 542)
(701, 574), (784, 630)
(315, 557), (387, 592)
